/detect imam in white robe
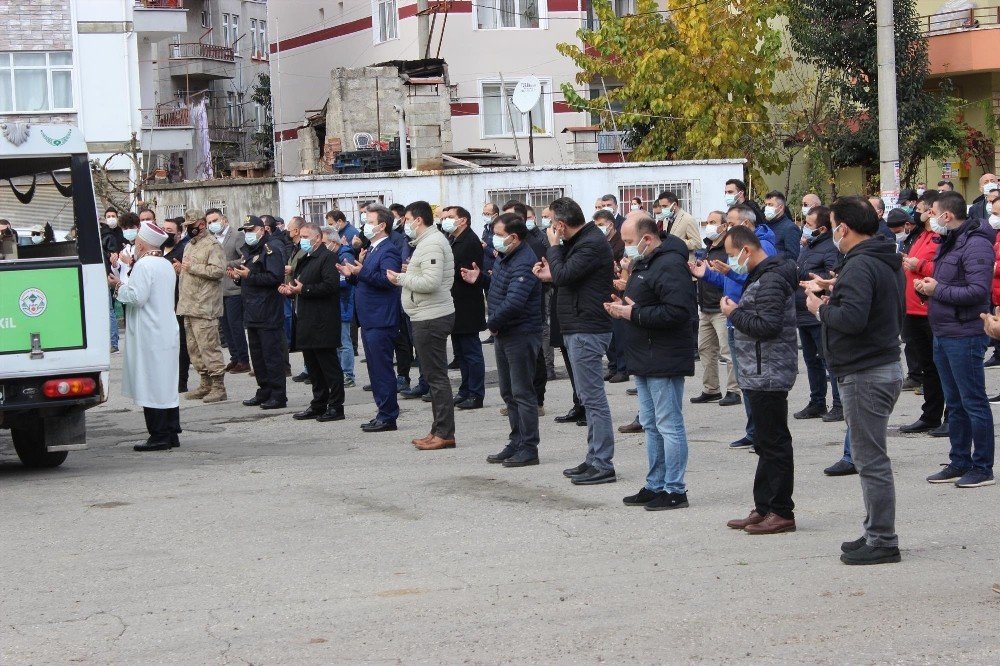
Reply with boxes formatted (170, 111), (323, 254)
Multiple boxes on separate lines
(116, 254), (179, 409)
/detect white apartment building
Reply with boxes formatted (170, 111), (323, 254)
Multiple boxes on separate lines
(267, 1), (641, 176)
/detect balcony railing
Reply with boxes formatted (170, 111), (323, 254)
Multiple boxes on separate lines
(920, 5), (1000, 35)
(141, 102), (192, 128)
(169, 42), (235, 62)
(597, 130), (633, 153)
(136, 0), (183, 6)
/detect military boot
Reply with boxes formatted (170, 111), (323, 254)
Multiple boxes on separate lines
(183, 374), (211, 400)
(202, 375), (228, 403)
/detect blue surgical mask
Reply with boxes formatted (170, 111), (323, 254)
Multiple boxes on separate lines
(363, 223), (378, 238)
(538, 217), (551, 230)
(404, 223), (417, 240)
(441, 219), (456, 234)
(902, 205), (914, 214)
(245, 231), (259, 246)
(724, 193), (738, 207)
(492, 234), (508, 253)
(123, 229), (138, 242)
(624, 245), (640, 260)
(930, 218), (948, 235)
(299, 237), (312, 253)
(208, 221), (223, 235)
(728, 249), (749, 274)
(801, 227), (816, 240)
(525, 219), (536, 231)
(764, 205), (778, 221)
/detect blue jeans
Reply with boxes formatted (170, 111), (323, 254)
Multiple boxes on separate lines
(933, 335), (995, 473)
(564, 332), (615, 472)
(283, 298), (294, 344)
(338, 320), (355, 379)
(728, 326), (755, 441)
(799, 325), (840, 409)
(453, 332), (485, 400)
(221, 295), (249, 364)
(108, 292), (119, 348)
(635, 375), (689, 494)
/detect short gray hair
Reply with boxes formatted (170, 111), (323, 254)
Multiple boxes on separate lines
(287, 216), (304, 230)
(322, 227), (341, 243)
(300, 222), (322, 237)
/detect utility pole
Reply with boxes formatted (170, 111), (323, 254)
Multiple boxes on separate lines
(876, 0), (900, 200)
(417, 0), (429, 58)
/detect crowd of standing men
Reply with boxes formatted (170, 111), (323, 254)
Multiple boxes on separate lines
(103, 174), (998, 567)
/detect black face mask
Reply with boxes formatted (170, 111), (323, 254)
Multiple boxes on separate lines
(187, 226), (201, 239)
(163, 235), (177, 248)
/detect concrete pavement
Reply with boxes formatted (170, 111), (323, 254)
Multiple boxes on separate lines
(1, 345), (998, 664)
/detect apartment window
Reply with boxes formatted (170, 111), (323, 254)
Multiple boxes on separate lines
(0, 52), (74, 113)
(254, 102), (263, 131)
(480, 78), (551, 138)
(236, 92), (245, 127)
(613, 0), (635, 16)
(226, 91), (236, 128)
(232, 15), (240, 54)
(222, 13), (231, 47)
(257, 20), (268, 59)
(373, 0), (399, 43)
(487, 187), (566, 211)
(200, 1), (211, 29)
(250, 19), (258, 58)
(619, 182), (695, 215)
(476, 0), (542, 29)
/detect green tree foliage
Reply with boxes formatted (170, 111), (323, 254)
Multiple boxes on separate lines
(251, 73), (274, 162)
(556, 0), (792, 179)
(786, 0), (964, 188)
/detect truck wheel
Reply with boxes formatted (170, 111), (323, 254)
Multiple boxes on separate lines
(11, 421), (68, 468)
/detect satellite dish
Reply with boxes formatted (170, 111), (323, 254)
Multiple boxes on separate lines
(511, 76), (542, 114)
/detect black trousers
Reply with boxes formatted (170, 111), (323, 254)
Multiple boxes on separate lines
(248, 327), (287, 403)
(143, 406), (181, 444)
(394, 313), (414, 380)
(560, 346), (582, 411)
(177, 315), (190, 388)
(901, 314), (945, 425)
(746, 390), (794, 520)
(533, 344), (547, 407)
(302, 347), (344, 412)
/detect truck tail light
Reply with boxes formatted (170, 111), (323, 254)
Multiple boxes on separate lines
(42, 377), (97, 399)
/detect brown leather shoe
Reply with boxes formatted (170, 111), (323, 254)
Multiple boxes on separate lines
(228, 362), (251, 374)
(618, 419), (643, 434)
(412, 433), (434, 447)
(726, 510), (766, 530)
(743, 512), (796, 535)
(415, 435), (456, 450)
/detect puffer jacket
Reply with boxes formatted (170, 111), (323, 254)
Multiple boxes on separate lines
(794, 231), (838, 327)
(729, 255), (798, 392)
(398, 225), (455, 322)
(487, 241), (541, 336)
(902, 228), (938, 316)
(768, 211), (804, 262)
(702, 223), (777, 316)
(176, 233), (226, 319)
(929, 217), (994, 338)
(546, 222), (614, 335)
(819, 237), (904, 377)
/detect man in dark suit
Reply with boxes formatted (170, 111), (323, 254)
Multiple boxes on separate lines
(162, 217), (191, 392)
(208, 208), (251, 373)
(282, 223), (345, 422)
(339, 210), (403, 432)
(442, 205), (487, 409)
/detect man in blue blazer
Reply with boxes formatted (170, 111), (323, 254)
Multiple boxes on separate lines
(338, 210), (403, 432)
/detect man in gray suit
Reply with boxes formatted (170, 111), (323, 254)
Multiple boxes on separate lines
(207, 208), (251, 373)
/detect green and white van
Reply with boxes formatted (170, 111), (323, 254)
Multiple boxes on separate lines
(0, 123), (110, 467)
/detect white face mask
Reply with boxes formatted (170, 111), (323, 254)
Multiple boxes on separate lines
(984, 183), (998, 195)
(598, 224), (611, 236)
(482, 214), (493, 226)
(724, 193), (738, 206)
(630, 204), (640, 211)
(441, 218), (456, 234)
(105, 217), (118, 227)
(832, 225), (844, 252)
(989, 214), (1000, 230)
(525, 219), (536, 231)
(895, 231), (908, 242)
(602, 206), (615, 214)
(363, 223), (379, 238)
(916, 188), (925, 197)
(763, 205), (778, 221)
(703, 224), (719, 241)
(538, 216), (551, 230)
(929, 217), (949, 235)
(31, 235), (44, 245)
(801, 205), (812, 218)
(404, 222), (417, 239)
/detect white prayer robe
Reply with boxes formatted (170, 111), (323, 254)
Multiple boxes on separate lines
(116, 254), (179, 409)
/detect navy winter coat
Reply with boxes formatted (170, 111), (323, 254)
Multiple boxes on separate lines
(929, 218), (994, 338)
(487, 241), (542, 337)
(794, 231), (839, 327)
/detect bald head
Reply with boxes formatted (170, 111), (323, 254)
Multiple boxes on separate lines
(622, 211), (660, 253)
(979, 173), (997, 187)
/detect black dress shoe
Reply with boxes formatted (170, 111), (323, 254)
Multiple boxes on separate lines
(293, 408), (324, 420)
(242, 397), (264, 407)
(575, 417), (588, 427)
(400, 386), (428, 399)
(362, 384), (372, 392)
(420, 393), (433, 403)
(359, 418), (378, 429)
(626, 387), (638, 396)
(554, 407), (585, 423)
(841, 536), (866, 553)
(456, 397), (484, 410)
(824, 459), (858, 476)
(690, 391), (723, 404)
(447, 358), (460, 370)
(361, 420), (397, 433)
(169, 436), (180, 449)
(840, 544), (901, 565)
(718, 392), (741, 406)
(622, 487), (659, 506)
(260, 399), (287, 410)
(899, 419), (938, 434)
(502, 452), (539, 467)
(453, 394), (469, 404)
(292, 371), (310, 383)
(317, 408), (345, 422)
(487, 445), (517, 464)
(134, 439), (172, 452)
(794, 403), (827, 419)
(930, 421), (949, 437)
(607, 372), (629, 383)
(563, 462), (590, 478)
(571, 467), (617, 485)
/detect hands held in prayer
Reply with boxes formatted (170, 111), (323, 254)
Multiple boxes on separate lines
(603, 294), (635, 321)
(460, 262), (480, 285)
(914, 277), (937, 297)
(337, 260), (362, 277)
(278, 279), (303, 296)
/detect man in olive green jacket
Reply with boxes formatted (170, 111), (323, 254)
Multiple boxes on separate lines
(178, 217), (228, 403)
(387, 200), (456, 450)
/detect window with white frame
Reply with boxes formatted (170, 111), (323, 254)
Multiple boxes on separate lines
(225, 91), (237, 128)
(200, 1), (211, 29)
(232, 15), (240, 54)
(613, 0), (636, 16)
(373, 0), (399, 43)
(618, 181), (696, 215)
(207, 199), (227, 216)
(250, 19), (259, 58)
(476, 0), (542, 29)
(236, 92), (245, 127)
(486, 187), (566, 211)
(480, 78), (551, 138)
(0, 52), (73, 113)
(222, 13), (232, 47)
(299, 192), (391, 226)
(164, 204), (185, 220)
(256, 20), (268, 59)
(254, 102), (263, 131)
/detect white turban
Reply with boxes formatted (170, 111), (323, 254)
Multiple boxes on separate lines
(137, 221), (169, 247)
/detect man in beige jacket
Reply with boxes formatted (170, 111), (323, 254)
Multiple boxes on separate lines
(657, 190), (704, 259)
(178, 216), (229, 402)
(386, 200), (456, 450)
